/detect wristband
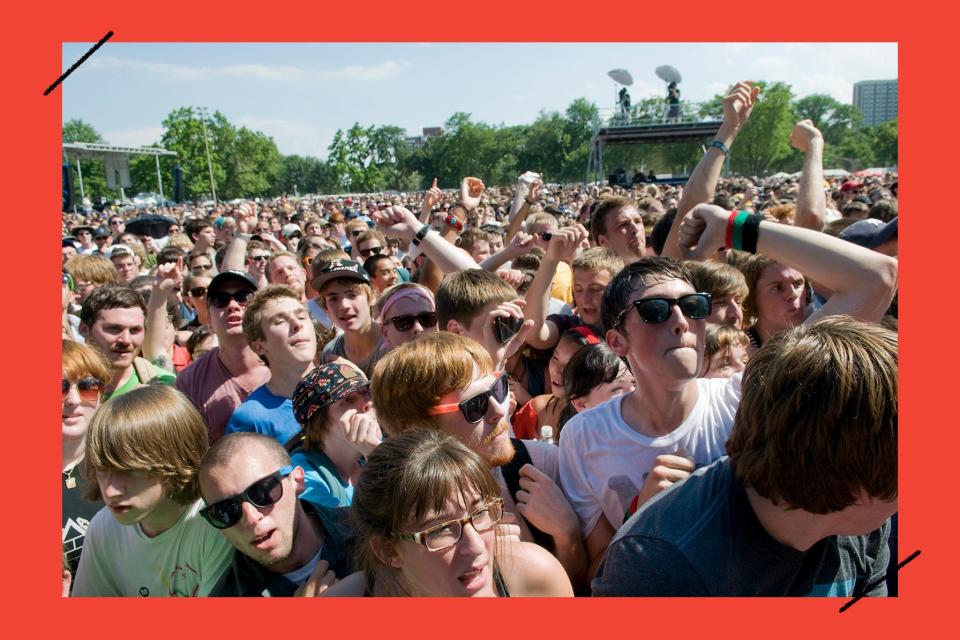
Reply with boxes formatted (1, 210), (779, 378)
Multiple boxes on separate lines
(708, 140), (729, 156)
(235, 233), (252, 242)
(724, 210), (738, 249)
(444, 214), (464, 231)
(728, 211), (749, 250)
(412, 223), (431, 246)
(450, 203), (470, 217)
(739, 214), (763, 254)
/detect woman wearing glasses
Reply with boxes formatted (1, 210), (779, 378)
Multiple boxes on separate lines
(375, 283), (438, 352)
(321, 429), (572, 597)
(61, 340), (111, 590)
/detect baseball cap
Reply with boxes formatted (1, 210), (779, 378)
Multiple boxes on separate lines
(94, 225), (110, 239)
(282, 223), (303, 239)
(838, 217), (898, 249)
(840, 180), (863, 192)
(292, 361), (370, 425)
(72, 225), (95, 236)
(310, 258), (369, 292)
(106, 244), (133, 259)
(62, 236), (80, 249)
(207, 269), (259, 299)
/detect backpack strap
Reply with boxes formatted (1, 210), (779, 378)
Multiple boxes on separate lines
(501, 438), (554, 550)
(133, 357), (157, 385)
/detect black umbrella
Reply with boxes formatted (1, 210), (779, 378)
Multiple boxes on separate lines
(125, 214), (176, 239)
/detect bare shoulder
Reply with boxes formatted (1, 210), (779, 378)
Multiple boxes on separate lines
(499, 540), (574, 597)
(319, 571), (367, 597)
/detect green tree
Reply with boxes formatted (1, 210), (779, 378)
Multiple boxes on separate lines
(158, 107), (227, 201)
(62, 119), (116, 203)
(730, 81), (796, 176)
(871, 118), (898, 167)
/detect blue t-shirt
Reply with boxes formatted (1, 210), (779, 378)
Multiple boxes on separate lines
(224, 384), (301, 445)
(289, 448), (355, 509)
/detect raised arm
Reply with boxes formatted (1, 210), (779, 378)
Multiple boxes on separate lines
(220, 204), (257, 271)
(522, 225), (588, 350)
(679, 204), (897, 323)
(662, 81), (759, 259)
(480, 231), (534, 272)
(142, 261), (181, 370)
(791, 120), (827, 231)
(372, 205), (481, 274)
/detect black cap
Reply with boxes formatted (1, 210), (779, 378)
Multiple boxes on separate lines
(839, 217), (898, 249)
(207, 269), (259, 300)
(310, 258), (369, 292)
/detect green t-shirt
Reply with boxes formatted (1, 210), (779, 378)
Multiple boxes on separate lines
(102, 358), (176, 401)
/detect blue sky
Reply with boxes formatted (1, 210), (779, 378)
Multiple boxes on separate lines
(62, 43), (897, 158)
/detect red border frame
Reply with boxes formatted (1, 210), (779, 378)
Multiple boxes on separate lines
(7, 0), (944, 636)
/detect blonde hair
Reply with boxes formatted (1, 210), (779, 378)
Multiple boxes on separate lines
(371, 332), (494, 436)
(83, 385), (209, 504)
(65, 255), (119, 286)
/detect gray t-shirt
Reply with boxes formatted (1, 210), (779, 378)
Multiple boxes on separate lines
(592, 457), (890, 597)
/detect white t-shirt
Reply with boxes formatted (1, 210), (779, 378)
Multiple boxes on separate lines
(558, 374), (742, 538)
(72, 500), (234, 597)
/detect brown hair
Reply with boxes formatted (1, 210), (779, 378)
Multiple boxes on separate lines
(687, 260), (749, 301)
(589, 195), (636, 243)
(83, 385), (210, 504)
(242, 285), (304, 360)
(435, 269), (515, 331)
(727, 316), (898, 512)
(79, 284), (147, 328)
(199, 432), (290, 487)
(352, 428), (501, 594)
(371, 332), (494, 436)
(572, 246), (623, 279)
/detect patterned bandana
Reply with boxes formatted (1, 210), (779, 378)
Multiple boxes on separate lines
(292, 361), (369, 425)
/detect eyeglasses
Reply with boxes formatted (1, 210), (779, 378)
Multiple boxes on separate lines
(109, 220), (123, 226)
(209, 289), (256, 308)
(396, 499), (504, 552)
(359, 246), (383, 257)
(192, 263), (213, 272)
(188, 286), (207, 298)
(428, 372), (509, 424)
(615, 293), (712, 327)
(351, 230), (363, 237)
(249, 255), (270, 263)
(62, 377), (104, 404)
(200, 466), (293, 529)
(385, 311), (438, 332)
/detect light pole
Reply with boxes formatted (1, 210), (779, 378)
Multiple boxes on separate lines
(197, 106), (218, 205)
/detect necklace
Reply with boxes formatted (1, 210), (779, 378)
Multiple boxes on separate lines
(63, 463), (79, 489)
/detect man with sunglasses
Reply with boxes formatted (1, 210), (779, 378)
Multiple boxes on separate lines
(200, 433), (354, 597)
(176, 270), (271, 442)
(559, 199), (899, 582)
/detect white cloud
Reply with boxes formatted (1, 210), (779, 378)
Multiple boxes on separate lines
(83, 56), (406, 82)
(100, 126), (165, 147)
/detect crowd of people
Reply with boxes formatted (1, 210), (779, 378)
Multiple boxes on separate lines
(61, 81), (899, 598)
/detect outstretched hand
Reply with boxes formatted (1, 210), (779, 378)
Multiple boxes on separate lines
(722, 81), (760, 132)
(371, 205), (421, 242)
(460, 177), (485, 210)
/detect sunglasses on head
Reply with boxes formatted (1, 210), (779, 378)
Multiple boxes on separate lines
(200, 466), (293, 529)
(209, 289), (256, 308)
(616, 293), (712, 327)
(385, 311), (438, 332)
(428, 372), (509, 424)
(189, 286), (207, 298)
(62, 377), (104, 403)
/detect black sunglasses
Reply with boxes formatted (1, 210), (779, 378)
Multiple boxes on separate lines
(359, 246), (383, 257)
(537, 231), (553, 241)
(189, 286), (207, 298)
(616, 293), (712, 327)
(428, 372), (510, 424)
(351, 230), (363, 237)
(200, 466), (293, 529)
(386, 311), (438, 332)
(209, 289), (256, 308)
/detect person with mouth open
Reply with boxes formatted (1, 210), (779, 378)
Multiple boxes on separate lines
(372, 333), (588, 592)
(320, 428), (573, 597)
(199, 432), (355, 597)
(71, 385), (233, 597)
(223, 285), (318, 446)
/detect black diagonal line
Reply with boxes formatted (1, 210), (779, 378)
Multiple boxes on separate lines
(839, 549), (920, 613)
(44, 31), (114, 96)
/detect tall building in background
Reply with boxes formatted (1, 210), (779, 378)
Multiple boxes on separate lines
(853, 80), (898, 127)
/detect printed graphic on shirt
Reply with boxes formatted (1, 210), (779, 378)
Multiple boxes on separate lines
(62, 517), (90, 568)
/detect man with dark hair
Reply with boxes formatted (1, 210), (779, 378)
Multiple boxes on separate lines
(559, 203), (897, 582)
(79, 284), (176, 400)
(176, 270), (271, 442)
(185, 217), (217, 257)
(199, 432), (354, 597)
(593, 317), (896, 596)
(588, 195), (645, 265)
